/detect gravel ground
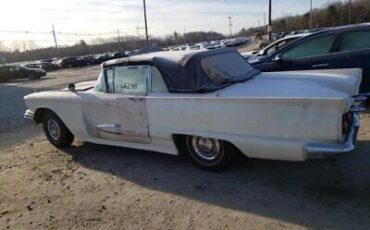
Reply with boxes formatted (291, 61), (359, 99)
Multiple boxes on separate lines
(0, 63), (370, 230)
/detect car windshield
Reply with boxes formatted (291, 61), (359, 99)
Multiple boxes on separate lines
(201, 52), (260, 86)
(262, 36), (300, 56)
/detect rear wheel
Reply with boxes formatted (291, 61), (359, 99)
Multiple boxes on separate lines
(42, 111), (74, 148)
(185, 136), (234, 171)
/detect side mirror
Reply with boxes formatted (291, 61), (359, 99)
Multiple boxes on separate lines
(272, 54), (283, 62)
(68, 83), (76, 92)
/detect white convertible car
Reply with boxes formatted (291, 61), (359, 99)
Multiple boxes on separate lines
(24, 48), (368, 171)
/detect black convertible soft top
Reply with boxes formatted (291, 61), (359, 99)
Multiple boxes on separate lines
(103, 48), (259, 93)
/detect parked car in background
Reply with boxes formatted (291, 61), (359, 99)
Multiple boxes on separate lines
(24, 61), (59, 72)
(251, 23), (370, 93)
(111, 52), (126, 59)
(39, 58), (55, 63)
(0, 65), (46, 82)
(242, 33), (310, 61)
(92, 53), (113, 64)
(23, 48), (368, 171)
(56, 56), (88, 68)
(183, 41), (225, 51)
(186, 43), (208, 50)
(205, 41), (225, 50)
(221, 37), (249, 47)
(23, 63), (43, 69)
(169, 37), (248, 51)
(38, 61), (59, 71)
(170, 45), (188, 51)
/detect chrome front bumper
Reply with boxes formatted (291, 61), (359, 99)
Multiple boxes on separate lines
(305, 113), (360, 160)
(24, 109), (35, 120)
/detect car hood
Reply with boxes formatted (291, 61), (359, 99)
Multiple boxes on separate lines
(241, 50), (259, 59)
(247, 55), (266, 63)
(62, 80), (96, 91)
(218, 68), (362, 99)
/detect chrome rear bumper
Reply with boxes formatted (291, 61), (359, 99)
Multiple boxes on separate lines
(305, 113), (360, 160)
(24, 109), (35, 120)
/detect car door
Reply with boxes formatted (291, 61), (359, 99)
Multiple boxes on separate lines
(331, 29), (370, 93)
(9, 66), (24, 79)
(81, 65), (151, 144)
(255, 34), (337, 72)
(0, 66), (8, 82)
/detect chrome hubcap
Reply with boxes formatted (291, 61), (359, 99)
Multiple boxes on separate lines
(47, 119), (60, 141)
(191, 136), (221, 160)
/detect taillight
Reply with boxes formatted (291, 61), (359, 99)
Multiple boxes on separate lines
(342, 112), (352, 136)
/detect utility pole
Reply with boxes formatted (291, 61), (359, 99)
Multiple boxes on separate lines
(228, 16), (232, 38)
(264, 13), (267, 35)
(143, 0), (149, 47)
(117, 29), (120, 43)
(348, 0), (352, 24)
(268, 0), (272, 41)
(52, 24), (58, 49)
(309, 0), (313, 29)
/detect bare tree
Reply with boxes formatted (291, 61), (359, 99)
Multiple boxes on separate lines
(0, 41), (6, 52)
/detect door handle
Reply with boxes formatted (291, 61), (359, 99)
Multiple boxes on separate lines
(312, 63), (329, 68)
(128, 97), (144, 102)
(115, 97), (144, 102)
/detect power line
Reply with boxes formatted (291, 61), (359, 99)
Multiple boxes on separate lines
(0, 30), (119, 36)
(0, 38), (88, 42)
(0, 30), (50, 34)
(56, 31), (117, 36)
(0, 24), (156, 51)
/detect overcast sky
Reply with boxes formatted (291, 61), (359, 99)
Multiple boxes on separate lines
(0, 0), (336, 49)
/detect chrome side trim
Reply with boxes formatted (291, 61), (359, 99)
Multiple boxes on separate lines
(350, 106), (366, 113)
(305, 113), (360, 160)
(24, 109), (35, 120)
(96, 124), (122, 135)
(352, 93), (370, 111)
(353, 95), (367, 102)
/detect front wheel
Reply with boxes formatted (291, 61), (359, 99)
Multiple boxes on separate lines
(42, 111), (74, 148)
(185, 136), (234, 171)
